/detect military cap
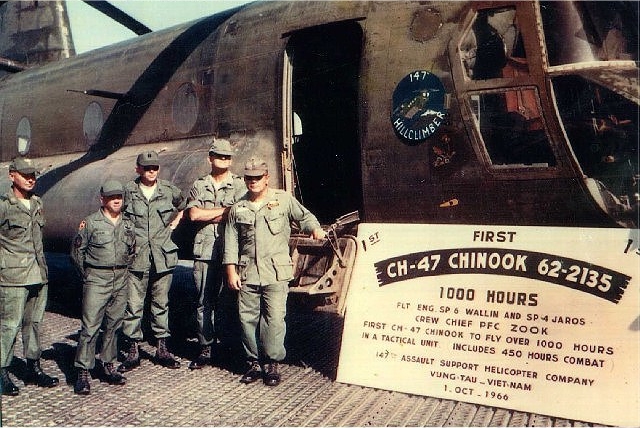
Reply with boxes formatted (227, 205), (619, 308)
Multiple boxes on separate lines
(100, 179), (124, 197)
(244, 157), (268, 177)
(208, 139), (234, 156)
(9, 157), (37, 175)
(136, 151), (160, 166)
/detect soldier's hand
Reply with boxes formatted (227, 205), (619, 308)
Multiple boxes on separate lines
(228, 274), (242, 291)
(226, 265), (242, 291)
(169, 210), (184, 230)
(311, 227), (327, 240)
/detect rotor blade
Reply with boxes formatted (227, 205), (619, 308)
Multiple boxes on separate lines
(83, 1), (152, 35)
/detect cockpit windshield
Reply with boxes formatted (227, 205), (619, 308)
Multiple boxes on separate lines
(540, 1), (638, 65)
(552, 73), (638, 225)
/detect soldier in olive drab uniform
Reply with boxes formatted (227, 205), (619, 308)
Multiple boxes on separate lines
(118, 151), (186, 372)
(1, 158), (59, 396)
(186, 139), (246, 370)
(224, 157), (326, 386)
(71, 180), (135, 395)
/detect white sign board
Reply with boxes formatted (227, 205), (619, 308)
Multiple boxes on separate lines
(337, 224), (639, 427)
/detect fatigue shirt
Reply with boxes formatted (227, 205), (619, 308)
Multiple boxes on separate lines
(0, 191), (48, 286)
(124, 178), (186, 273)
(70, 210), (136, 278)
(186, 173), (246, 261)
(223, 188), (321, 286)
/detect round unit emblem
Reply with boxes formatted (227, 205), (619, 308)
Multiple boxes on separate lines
(391, 70), (446, 144)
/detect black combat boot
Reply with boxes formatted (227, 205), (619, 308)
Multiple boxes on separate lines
(188, 345), (211, 370)
(103, 362), (126, 385)
(117, 340), (140, 373)
(23, 359), (59, 388)
(263, 362), (281, 387)
(155, 338), (180, 369)
(1, 368), (19, 396)
(240, 360), (262, 384)
(74, 369), (91, 395)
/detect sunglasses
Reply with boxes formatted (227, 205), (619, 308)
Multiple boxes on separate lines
(209, 153), (231, 160)
(244, 174), (266, 181)
(142, 165), (159, 171)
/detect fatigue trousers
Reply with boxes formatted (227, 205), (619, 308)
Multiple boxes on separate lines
(74, 267), (129, 370)
(0, 283), (48, 368)
(193, 260), (225, 346)
(122, 266), (173, 341)
(238, 281), (289, 362)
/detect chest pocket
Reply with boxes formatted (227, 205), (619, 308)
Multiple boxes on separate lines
(124, 204), (143, 226)
(3, 218), (29, 240)
(236, 211), (255, 242)
(90, 230), (113, 248)
(265, 211), (286, 235)
(236, 211), (254, 227)
(199, 190), (216, 209)
(157, 205), (176, 227)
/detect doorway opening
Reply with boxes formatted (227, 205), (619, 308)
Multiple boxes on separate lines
(284, 21), (363, 224)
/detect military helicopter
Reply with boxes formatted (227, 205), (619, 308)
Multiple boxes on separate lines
(0, 1), (637, 313)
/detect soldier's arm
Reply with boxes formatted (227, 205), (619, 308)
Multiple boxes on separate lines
(288, 195), (325, 239)
(185, 182), (226, 223)
(189, 206), (229, 223)
(171, 183), (188, 211)
(167, 183), (187, 229)
(222, 206), (241, 289)
(70, 220), (89, 277)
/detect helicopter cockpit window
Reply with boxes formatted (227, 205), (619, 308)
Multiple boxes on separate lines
(540, 1), (638, 66)
(16, 117), (31, 155)
(552, 75), (638, 215)
(460, 6), (528, 80)
(470, 88), (555, 167)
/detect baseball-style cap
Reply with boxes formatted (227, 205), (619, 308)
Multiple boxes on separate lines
(100, 179), (124, 197)
(208, 139), (234, 156)
(244, 157), (268, 177)
(9, 157), (37, 175)
(136, 151), (160, 166)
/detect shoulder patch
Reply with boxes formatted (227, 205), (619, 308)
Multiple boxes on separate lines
(78, 220), (86, 230)
(188, 187), (199, 200)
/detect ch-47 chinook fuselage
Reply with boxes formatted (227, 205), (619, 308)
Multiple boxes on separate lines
(0, 1), (637, 312)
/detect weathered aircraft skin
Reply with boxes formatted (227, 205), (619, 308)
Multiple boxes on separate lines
(0, 1), (637, 308)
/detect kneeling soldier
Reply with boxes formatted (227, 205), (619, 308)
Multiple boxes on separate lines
(71, 180), (135, 395)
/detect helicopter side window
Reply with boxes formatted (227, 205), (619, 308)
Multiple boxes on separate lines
(552, 75), (638, 204)
(540, 1), (638, 66)
(460, 6), (528, 81)
(470, 88), (555, 167)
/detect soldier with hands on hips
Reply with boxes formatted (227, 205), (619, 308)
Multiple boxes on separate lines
(0, 158), (58, 396)
(71, 180), (135, 395)
(186, 139), (246, 370)
(223, 157), (326, 386)
(119, 151), (186, 372)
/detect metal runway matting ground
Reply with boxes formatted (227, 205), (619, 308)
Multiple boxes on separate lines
(1, 309), (601, 427)
(1, 259), (600, 426)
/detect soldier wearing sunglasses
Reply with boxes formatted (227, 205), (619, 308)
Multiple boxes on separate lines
(185, 139), (246, 369)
